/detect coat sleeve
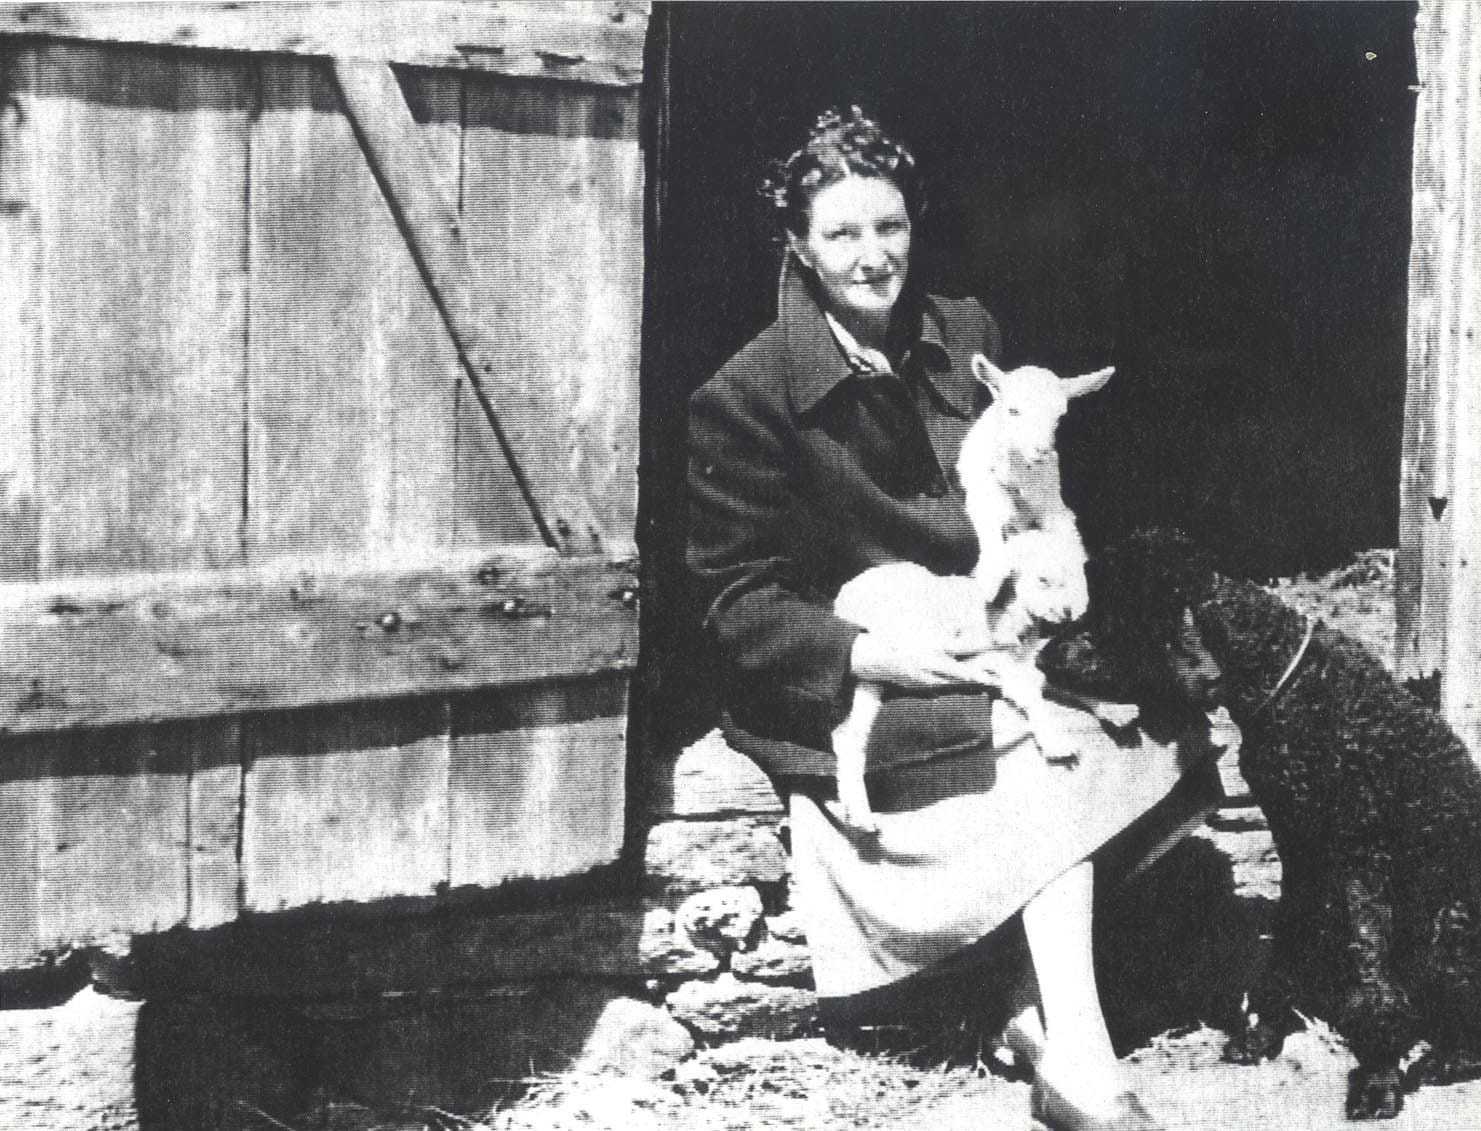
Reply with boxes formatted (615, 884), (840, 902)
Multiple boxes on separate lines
(686, 371), (861, 726)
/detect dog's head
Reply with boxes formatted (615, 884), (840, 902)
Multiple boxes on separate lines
(1088, 527), (1217, 611)
(1073, 527), (1226, 709)
(1161, 605), (1225, 710)
(1030, 527), (1226, 707)
(1036, 527), (1220, 710)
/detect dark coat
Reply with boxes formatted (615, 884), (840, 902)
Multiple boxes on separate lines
(686, 256), (1003, 786)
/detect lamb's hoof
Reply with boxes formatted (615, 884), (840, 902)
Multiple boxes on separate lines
(1034, 734), (1081, 764)
(833, 798), (880, 838)
(1094, 702), (1140, 730)
(1347, 1066), (1404, 1121)
(1223, 1021), (1286, 1065)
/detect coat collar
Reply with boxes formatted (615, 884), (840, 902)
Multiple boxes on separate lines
(777, 252), (976, 418)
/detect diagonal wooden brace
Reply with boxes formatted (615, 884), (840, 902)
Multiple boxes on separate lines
(331, 58), (605, 555)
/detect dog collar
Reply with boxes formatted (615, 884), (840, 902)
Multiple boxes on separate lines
(1250, 615), (1316, 720)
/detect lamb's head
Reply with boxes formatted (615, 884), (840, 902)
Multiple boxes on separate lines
(958, 355), (1114, 616)
(969, 354), (1115, 467)
(959, 353), (1113, 538)
(957, 356), (1115, 517)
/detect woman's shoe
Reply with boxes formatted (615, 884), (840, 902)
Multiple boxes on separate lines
(1029, 1076), (1165, 1131)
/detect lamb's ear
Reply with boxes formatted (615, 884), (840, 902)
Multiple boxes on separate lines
(971, 352), (1005, 397)
(1063, 366), (1115, 399)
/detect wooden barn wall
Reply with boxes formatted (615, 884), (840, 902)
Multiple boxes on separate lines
(1398, 0), (1481, 757)
(0, 36), (642, 966)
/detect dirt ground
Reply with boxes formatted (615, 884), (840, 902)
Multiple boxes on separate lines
(479, 1024), (1481, 1131)
(9, 548), (1481, 1130)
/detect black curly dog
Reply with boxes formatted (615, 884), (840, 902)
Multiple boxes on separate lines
(1039, 527), (1481, 1120)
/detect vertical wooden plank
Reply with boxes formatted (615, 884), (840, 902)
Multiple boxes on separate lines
(460, 79), (643, 551)
(449, 675), (627, 888)
(187, 718), (243, 930)
(0, 742), (41, 968)
(1440, 0), (1481, 756)
(246, 60), (462, 560)
(241, 699), (449, 911)
(0, 46), (42, 582)
(33, 724), (192, 946)
(1399, 0), (1481, 757)
(28, 41), (250, 575)
(8, 42), (250, 961)
(243, 62), (462, 917)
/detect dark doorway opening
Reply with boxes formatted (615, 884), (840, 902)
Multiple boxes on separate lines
(640, 2), (1418, 751)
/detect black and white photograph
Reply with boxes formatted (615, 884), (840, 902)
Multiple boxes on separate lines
(1, 2), (1478, 1128)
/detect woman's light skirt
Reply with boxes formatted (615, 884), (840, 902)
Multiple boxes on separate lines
(788, 696), (1226, 1000)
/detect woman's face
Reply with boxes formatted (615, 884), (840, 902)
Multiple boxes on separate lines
(790, 175), (911, 327)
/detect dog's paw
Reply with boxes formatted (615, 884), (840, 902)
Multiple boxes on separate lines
(1413, 1044), (1481, 1086)
(1347, 1065), (1404, 1121)
(1223, 1020), (1286, 1065)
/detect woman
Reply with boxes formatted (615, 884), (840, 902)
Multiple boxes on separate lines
(685, 107), (1222, 1131)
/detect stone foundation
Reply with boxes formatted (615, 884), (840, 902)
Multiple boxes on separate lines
(642, 729), (819, 1041)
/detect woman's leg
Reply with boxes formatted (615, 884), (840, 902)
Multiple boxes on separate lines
(1020, 859), (1123, 1104)
(995, 941), (1048, 1073)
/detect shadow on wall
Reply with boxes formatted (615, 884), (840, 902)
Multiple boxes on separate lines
(132, 981), (652, 1130)
(120, 890), (662, 1129)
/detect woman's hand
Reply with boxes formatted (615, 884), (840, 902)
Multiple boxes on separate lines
(849, 633), (1003, 692)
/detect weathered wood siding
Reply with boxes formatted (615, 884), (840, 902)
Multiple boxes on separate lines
(247, 60), (462, 558)
(1398, 0), (1480, 757)
(0, 5), (644, 969)
(0, 2), (647, 87)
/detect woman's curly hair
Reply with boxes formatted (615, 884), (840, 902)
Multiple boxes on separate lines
(763, 105), (924, 237)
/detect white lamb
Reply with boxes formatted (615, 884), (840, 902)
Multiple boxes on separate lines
(830, 353), (1127, 835)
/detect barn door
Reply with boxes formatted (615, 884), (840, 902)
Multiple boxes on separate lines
(0, 3), (646, 968)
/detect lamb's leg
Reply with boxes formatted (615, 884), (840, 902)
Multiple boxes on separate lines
(831, 681), (882, 836)
(994, 663), (1081, 764)
(1042, 685), (1141, 731)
